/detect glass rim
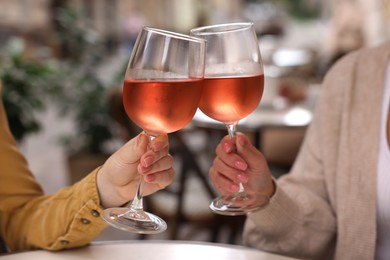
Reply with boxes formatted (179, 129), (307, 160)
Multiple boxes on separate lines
(143, 26), (206, 44)
(190, 22), (254, 35)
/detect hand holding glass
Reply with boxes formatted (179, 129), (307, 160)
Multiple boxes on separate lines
(101, 26), (206, 233)
(191, 22), (264, 216)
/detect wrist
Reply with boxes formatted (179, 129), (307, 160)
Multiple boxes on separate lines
(96, 167), (126, 208)
(251, 176), (276, 210)
(267, 177), (277, 198)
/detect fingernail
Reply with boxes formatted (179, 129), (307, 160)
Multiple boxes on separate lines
(234, 160), (247, 170)
(145, 174), (155, 182)
(142, 156), (154, 167)
(230, 183), (239, 192)
(237, 174), (249, 183)
(152, 141), (163, 152)
(223, 141), (232, 153)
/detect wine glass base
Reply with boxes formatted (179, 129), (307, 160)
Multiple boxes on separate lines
(209, 194), (260, 216)
(101, 207), (167, 234)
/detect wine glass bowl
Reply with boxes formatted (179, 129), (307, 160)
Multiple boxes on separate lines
(198, 75), (264, 123)
(191, 22), (264, 216)
(101, 26), (206, 233)
(123, 78), (203, 136)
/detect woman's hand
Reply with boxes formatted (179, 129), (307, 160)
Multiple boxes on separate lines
(210, 132), (275, 208)
(96, 133), (174, 208)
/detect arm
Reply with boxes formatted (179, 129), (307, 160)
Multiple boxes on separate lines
(243, 113), (337, 259)
(210, 131), (336, 259)
(2, 169), (106, 251)
(0, 83), (174, 251)
(243, 51), (364, 259)
(210, 52), (361, 259)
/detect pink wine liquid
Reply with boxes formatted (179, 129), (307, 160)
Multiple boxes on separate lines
(199, 74), (264, 122)
(123, 79), (202, 135)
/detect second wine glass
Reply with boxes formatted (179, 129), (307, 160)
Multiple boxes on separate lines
(101, 26), (206, 233)
(191, 22), (264, 216)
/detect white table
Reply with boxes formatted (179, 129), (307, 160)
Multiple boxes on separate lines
(192, 99), (314, 150)
(0, 240), (300, 260)
(193, 102), (313, 129)
(192, 82), (320, 130)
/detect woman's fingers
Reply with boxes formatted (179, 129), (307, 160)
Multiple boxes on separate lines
(144, 167), (175, 188)
(210, 132), (275, 199)
(138, 154), (174, 175)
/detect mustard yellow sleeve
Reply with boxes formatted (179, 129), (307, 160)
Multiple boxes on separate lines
(0, 83), (107, 252)
(15, 169), (108, 252)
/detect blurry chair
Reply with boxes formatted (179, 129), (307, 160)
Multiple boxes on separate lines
(260, 126), (307, 177)
(107, 88), (245, 244)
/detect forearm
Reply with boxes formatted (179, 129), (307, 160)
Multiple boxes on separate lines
(243, 183), (336, 260)
(3, 169), (107, 252)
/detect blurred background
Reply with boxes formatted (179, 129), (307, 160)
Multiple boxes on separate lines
(1, 0), (390, 245)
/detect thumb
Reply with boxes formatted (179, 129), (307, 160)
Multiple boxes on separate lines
(117, 132), (149, 164)
(235, 133), (275, 199)
(235, 133), (266, 171)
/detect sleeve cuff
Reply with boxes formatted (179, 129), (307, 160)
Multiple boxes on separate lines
(48, 167), (108, 251)
(73, 167), (104, 208)
(246, 183), (301, 237)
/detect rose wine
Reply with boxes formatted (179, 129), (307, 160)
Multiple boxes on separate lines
(123, 79), (202, 135)
(199, 74), (264, 122)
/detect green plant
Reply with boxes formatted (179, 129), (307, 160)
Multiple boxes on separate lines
(247, 0), (321, 20)
(0, 39), (63, 141)
(1, 7), (116, 155)
(53, 7), (115, 155)
(58, 63), (114, 155)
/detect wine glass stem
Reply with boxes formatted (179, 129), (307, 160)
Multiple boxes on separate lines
(127, 133), (156, 213)
(225, 121), (245, 193)
(130, 180), (144, 211)
(226, 121), (238, 140)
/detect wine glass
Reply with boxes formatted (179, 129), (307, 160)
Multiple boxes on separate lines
(191, 22), (264, 216)
(101, 26), (206, 233)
